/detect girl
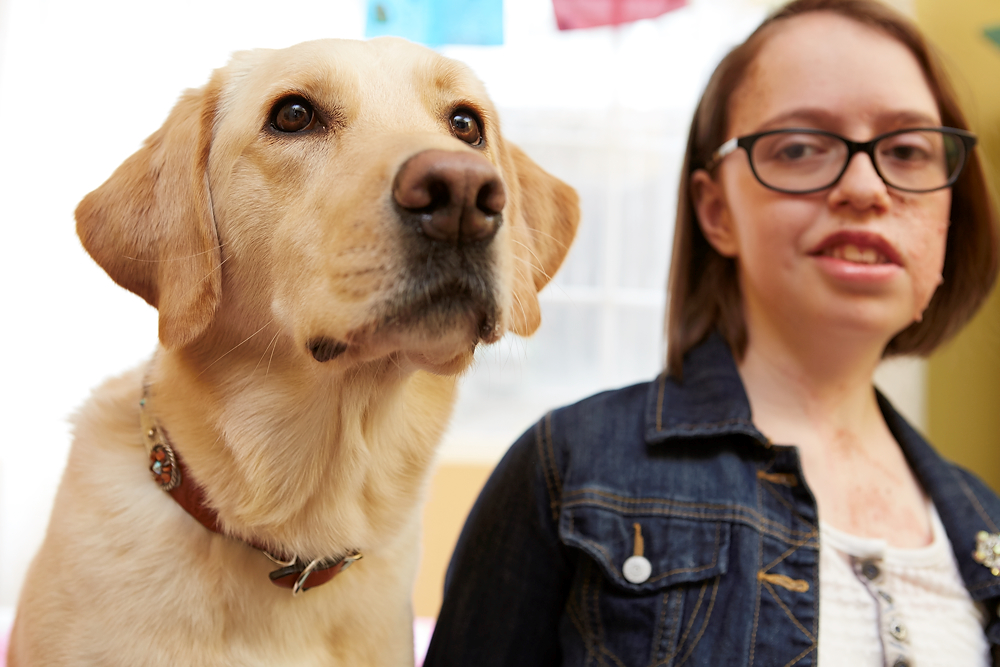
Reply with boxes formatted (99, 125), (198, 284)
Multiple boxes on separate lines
(425, 0), (1000, 665)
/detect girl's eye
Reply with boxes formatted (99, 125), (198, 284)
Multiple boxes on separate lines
(755, 133), (839, 165)
(880, 140), (933, 163)
(773, 138), (829, 161)
(272, 97), (316, 133)
(778, 143), (814, 160)
(450, 110), (483, 146)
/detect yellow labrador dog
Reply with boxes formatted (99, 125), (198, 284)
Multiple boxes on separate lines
(9, 38), (578, 666)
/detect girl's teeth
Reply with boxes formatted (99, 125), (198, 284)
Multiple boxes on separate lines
(828, 244), (885, 264)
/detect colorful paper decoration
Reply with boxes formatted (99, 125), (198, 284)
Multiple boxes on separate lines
(365, 0), (504, 46)
(552, 0), (687, 31)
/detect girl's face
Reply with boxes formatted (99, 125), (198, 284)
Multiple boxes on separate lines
(693, 12), (951, 350)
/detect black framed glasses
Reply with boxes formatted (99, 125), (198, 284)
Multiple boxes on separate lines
(705, 127), (977, 194)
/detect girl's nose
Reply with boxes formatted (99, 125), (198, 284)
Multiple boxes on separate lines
(828, 152), (892, 214)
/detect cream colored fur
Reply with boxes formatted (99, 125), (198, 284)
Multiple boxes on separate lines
(9, 38), (578, 666)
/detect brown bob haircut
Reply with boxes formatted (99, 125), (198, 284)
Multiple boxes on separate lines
(666, 0), (999, 377)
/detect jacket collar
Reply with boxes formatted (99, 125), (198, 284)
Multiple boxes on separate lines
(644, 332), (1000, 601)
(644, 332), (767, 446)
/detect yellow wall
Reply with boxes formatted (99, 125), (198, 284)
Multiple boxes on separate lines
(413, 463), (494, 618)
(918, 0), (1000, 491)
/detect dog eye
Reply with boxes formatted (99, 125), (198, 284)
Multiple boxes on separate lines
(272, 97), (315, 133)
(450, 111), (483, 146)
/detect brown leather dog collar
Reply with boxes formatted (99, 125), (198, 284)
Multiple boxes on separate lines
(139, 390), (361, 595)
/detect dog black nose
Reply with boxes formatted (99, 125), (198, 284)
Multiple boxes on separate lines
(393, 149), (505, 244)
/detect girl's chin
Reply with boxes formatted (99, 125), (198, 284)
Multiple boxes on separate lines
(758, 289), (916, 346)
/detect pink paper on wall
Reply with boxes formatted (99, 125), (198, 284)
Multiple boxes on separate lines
(553, 0), (687, 30)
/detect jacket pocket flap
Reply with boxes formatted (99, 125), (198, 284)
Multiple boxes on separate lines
(560, 506), (730, 592)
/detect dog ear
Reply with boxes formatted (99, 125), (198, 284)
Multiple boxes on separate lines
(76, 82), (222, 349)
(504, 143), (580, 336)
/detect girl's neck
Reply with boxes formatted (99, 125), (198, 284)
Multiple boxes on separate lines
(736, 315), (889, 448)
(736, 314), (933, 547)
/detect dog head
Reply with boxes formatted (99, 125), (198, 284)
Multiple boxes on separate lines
(76, 38), (579, 374)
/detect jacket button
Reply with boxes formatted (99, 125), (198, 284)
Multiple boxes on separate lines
(892, 659), (910, 667)
(623, 555), (652, 584)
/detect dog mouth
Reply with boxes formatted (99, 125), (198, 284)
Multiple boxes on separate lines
(305, 200), (502, 365)
(307, 338), (349, 362)
(306, 275), (499, 364)
(379, 278), (498, 337)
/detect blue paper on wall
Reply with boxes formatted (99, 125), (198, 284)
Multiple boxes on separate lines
(986, 25), (1000, 51)
(365, 0), (504, 47)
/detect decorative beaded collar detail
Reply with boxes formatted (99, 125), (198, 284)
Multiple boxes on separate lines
(973, 531), (1000, 576)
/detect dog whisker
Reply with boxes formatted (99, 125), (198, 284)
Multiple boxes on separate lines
(517, 226), (573, 250)
(252, 328), (282, 380)
(509, 281), (530, 329)
(266, 332), (280, 379)
(197, 318), (275, 378)
(123, 243), (227, 263)
(510, 250), (577, 303)
(509, 238), (554, 284)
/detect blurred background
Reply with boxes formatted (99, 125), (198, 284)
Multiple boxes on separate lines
(0, 0), (997, 642)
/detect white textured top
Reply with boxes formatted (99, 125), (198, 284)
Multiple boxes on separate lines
(817, 505), (990, 667)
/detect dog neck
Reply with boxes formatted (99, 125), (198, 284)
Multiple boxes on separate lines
(142, 341), (458, 574)
(141, 387), (363, 594)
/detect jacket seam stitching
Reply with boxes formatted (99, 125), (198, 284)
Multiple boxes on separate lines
(761, 481), (817, 531)
(590, 561), (627, 667)
(648, 522), (722, 583)
(656, 417), (756, 434)
(566, 596), (599, 665)
(669, 590), (682, 666)
(672, 579), (708, 660)
(645, 522), (720, 583)
(581, 560), (598, 664)
(546, 412), (563, 499)
(564, 489), (817, 538)
(810, 515), (820, 667)
(780, 644), (817, 667)
(676, 576), (720, 666)
(748, 470), (765, 667)
(761, 580), (815, 642)
(565, 499), (818, 544)
(761, 533), (819, 573)
(655, 589), (684, 667)
(536, 415), (561, 522)
(647, 591), (670, 667)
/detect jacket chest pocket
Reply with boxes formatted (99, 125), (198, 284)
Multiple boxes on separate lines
(560, 505), (731, 667)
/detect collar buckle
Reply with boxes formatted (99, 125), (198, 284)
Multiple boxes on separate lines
(268, 552), (364, 596)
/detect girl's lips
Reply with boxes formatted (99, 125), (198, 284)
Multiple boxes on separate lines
(809, 230), (903, 266)
(808, 230), (903, 282)
(812, 254), (901, 282)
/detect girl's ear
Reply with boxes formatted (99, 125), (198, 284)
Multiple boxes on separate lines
(690, 169), (739, 258)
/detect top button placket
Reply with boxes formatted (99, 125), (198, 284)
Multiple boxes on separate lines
(853, 557), (910, 667)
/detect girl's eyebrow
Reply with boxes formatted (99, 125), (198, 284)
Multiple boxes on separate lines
(755, 107), (941, 133)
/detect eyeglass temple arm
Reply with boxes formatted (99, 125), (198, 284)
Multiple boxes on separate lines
(705, 138), (739, 171)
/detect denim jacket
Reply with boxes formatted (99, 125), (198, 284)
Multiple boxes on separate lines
(425, 333), (1000, 667)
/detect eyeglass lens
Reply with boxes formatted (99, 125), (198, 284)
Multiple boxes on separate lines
(749, 130), (966, 193)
